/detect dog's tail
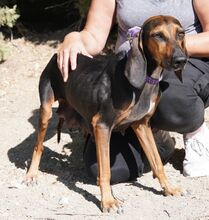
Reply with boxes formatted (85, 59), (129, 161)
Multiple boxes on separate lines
(57, 118), (64, 143)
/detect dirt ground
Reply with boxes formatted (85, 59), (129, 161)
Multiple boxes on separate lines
(1, 31), (209, 220)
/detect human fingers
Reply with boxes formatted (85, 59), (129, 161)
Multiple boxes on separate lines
(62, 49), (70, 82)
(69, 47), (93, 72)
(81, 48), (93, 59)
(69, 48), (78, 71)
(57, 46), (63, 75)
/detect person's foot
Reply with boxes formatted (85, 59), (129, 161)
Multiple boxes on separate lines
(183, 123), (209, 177)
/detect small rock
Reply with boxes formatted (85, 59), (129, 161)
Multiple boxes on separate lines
(58, 196), (69, 206)
(0, 90), (6, 97)
(9, 180), (26, 189)
(117, 206), (124, 215)
(181, 189), (192, 196)
(163, 209), (171, 217)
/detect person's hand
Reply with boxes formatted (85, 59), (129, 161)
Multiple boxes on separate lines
(57, 32), (92, 82)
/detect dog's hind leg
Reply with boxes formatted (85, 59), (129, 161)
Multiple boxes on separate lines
(132, 121), (182, 196)
(25, 84), (55, 184)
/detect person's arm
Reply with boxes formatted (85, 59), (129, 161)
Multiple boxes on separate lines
(185, 0), (209, 57)
(57, 0), (115, 81)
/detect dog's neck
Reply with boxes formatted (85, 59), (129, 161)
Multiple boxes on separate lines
(148, 66), (163, 82)
(146, 52), (163, 84)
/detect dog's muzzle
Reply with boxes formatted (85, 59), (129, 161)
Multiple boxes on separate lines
(172, 55), (187, 71)
(171, 48), (187, 81)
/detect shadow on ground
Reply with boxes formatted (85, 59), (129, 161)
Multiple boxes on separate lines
(7, 107), (184, 210)
(7, 108), (101, 209)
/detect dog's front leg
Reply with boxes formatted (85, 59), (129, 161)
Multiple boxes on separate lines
(92, 115), (123, 213)
(132, 121), (181, 196)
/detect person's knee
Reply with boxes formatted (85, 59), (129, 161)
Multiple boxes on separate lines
(151, 95), (204, 134)
(152, 58), (209, 133)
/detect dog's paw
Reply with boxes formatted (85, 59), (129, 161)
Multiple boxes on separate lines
(101, 198), (124, 214)
(163, 186), (182, 196)
(22, 174), (38, 186)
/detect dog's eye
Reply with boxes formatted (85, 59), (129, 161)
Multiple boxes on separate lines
(151, 32), (165, 41)
(177, 31), (185, 40)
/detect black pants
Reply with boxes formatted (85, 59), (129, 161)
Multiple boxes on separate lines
(151, 57), (209, 133)
(83, 57), (209, 183)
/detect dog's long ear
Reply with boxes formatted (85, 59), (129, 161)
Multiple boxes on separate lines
(139, 29), (144, 54)
(124, 31), (147, 89)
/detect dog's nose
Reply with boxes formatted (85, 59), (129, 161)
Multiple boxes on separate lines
(172, 56), (187, 70)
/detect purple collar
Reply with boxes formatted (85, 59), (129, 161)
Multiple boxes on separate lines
(146, 76), (161, 85)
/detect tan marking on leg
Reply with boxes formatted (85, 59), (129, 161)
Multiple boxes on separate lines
(91, 114), (123, 212)
(26, 98), (54, 182)
(132, 120), (181, 196)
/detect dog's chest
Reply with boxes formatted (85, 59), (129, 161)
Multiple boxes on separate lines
(116, 83), (159, 128)
(147, 99), (156, 114)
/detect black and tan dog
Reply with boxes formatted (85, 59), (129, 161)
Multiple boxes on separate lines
(25, 15), (187, 213)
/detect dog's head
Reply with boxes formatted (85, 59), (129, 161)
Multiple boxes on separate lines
(125, 15), (187, 88)
(140, 15), (188, 80)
